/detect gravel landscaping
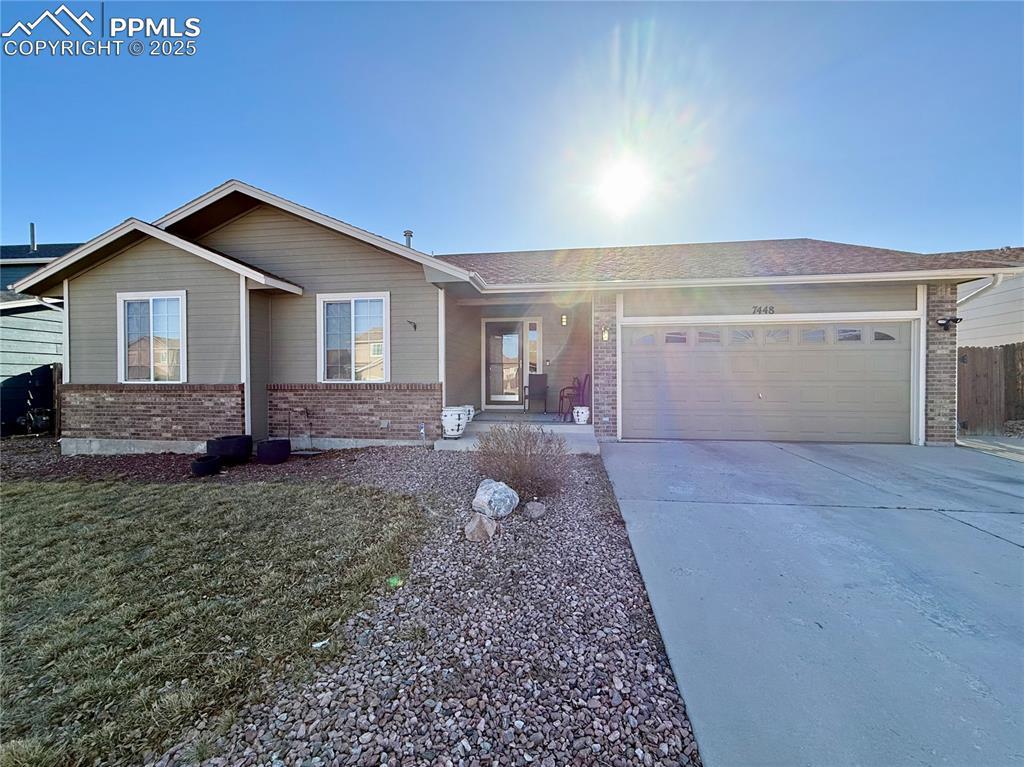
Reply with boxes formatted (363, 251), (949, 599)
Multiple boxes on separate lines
(1, 438), (703, 766)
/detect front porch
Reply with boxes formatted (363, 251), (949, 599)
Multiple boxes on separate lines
(442, 288), (594, 415)
(437, 288), (598, 452)
(433, 410), (599, 454)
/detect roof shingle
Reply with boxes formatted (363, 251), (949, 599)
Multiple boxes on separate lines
(1, 243), (81, 260)
(437, 239), (1024, 285)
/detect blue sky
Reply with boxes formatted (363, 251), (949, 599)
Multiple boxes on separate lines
(1, 1), (1021, 254)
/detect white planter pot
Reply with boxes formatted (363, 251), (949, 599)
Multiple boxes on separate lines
(572, 406), (590, 425)
(462, 405), (475, 422)
(441, 406), (467, 438)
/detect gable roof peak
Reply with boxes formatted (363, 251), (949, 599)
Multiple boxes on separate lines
(11, 217), (302, 295)
(153, 179), (476, 285)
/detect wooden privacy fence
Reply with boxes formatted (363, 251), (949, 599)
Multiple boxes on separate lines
(958, 343), (1024, 435)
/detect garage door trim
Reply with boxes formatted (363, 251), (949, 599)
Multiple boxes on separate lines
(614, 285), (929, 444)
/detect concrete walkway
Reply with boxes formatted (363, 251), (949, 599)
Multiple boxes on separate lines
(603, 441), (1024, 767)
(434, 417), (599, 454)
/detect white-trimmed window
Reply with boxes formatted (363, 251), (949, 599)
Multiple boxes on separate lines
(316, 292), (390, 383)
(117, 291), (187, 383)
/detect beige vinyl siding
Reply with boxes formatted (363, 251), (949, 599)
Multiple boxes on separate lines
(622, 283), (917, 317)
(443, 296), (592, 410)
(200, 205), (439, 384)
(444, 292), (483, 407)
(957, 276), (1024, 348)
(249, 291), (271, 440)
(68, 238), (240, 384)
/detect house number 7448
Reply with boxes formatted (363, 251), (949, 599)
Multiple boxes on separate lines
(751, 305), (776, 314)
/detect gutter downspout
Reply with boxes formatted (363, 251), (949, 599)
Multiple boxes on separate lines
(958, 273), (1006, 305)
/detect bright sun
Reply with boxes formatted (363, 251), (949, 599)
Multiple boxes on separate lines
(594, 153), (653, 218)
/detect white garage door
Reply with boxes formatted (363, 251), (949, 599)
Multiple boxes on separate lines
(621, 322), (912, 443)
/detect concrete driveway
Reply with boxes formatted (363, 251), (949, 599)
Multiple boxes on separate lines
(602, 441), (1023, 767)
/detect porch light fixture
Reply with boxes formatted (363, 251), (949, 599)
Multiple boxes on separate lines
(560, 313), (568, 326)
(601, 326), (610, 342)
(935, 317), (962, 332)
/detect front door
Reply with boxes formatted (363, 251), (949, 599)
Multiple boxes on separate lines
(485, 321), (523, 405)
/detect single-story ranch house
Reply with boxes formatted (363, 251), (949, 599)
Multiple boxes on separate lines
(13, 180), (1023, 454)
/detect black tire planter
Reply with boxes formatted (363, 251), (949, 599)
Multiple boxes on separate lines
(190, 454), (222, 478)
(206, 434), (253, 465)
(257, 438), (291, 465)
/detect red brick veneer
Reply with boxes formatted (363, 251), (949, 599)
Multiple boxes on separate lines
(592, 293), (618, 441)
(267, 383), (443, 441)
(925, 283), (958, 445)
(61, 384), (244, 442)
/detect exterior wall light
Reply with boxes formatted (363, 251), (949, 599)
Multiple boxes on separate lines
(601, 326), (610, 342)
(935, 317), (962, 332)
(560, 313), (568, 326)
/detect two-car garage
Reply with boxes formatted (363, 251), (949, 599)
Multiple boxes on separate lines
(620, 321), (913, 443)
(615, 283), (924, 444)
(610, 243), (932, 452)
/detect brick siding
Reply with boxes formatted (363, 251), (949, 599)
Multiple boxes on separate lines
(267, 383), (443, 441)
(61, 384), (244, 441)
(925, 283), (958, 445)
(592, 293), (618, 441)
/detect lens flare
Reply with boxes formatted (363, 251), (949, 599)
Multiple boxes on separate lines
(594, 153), (653, 218)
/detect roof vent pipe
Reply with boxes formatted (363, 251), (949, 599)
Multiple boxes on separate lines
(403, 229), (413, 248)
(29, 222), (36, 252)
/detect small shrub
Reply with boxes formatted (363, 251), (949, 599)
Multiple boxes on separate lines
(474, 423), (569, 498)
(0, 738), (65, 767)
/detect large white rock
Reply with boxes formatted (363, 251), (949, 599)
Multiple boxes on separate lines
(472, 479), (520, 519)
(464, 512), (498, 542)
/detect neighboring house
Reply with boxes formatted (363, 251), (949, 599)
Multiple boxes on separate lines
(955, 249), (1024, 348)
(12, 180), (1024, 454)
(1, 241), (79, 434)
(1, 241), (81, 302)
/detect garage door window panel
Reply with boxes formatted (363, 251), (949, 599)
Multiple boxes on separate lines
(800, 327), (828, 344)
(697, 328), (722, 346)
(871, 325), (900, 343)
(730, 328), (756, 345)
(765, 328), (791, 345)
(836, 327), (864, 343)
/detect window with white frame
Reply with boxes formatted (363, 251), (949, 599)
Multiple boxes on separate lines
(117, 291), (187, 383)
(317, 293), (390, 382)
